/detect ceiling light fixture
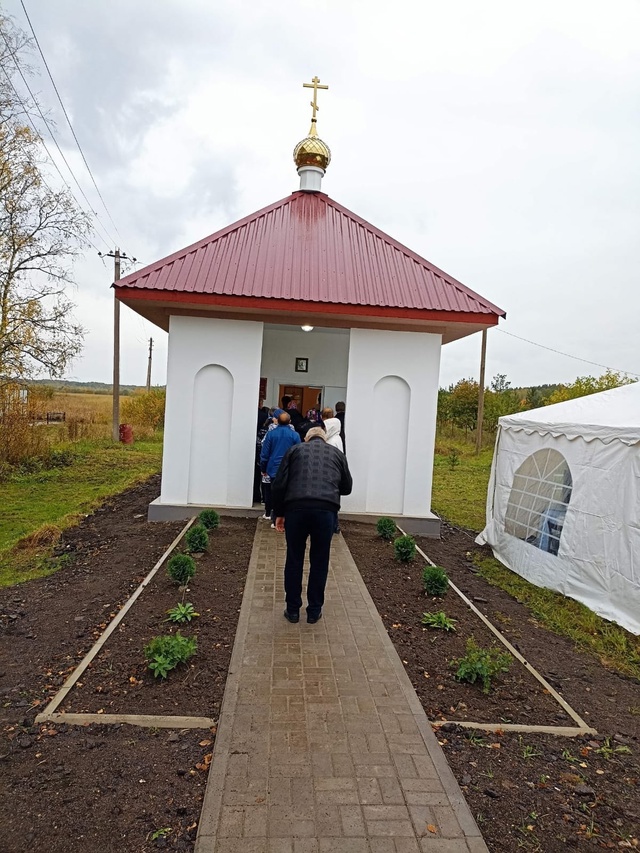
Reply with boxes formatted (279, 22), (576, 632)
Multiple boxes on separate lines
(301, 325), (314, 332)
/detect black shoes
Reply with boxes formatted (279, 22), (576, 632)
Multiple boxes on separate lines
(283, 609), (322, 624)
(283, 609), (299, 623)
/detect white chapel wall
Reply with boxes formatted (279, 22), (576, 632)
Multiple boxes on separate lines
(341, 329), (442, 518)
(260, 327), (349, 409)
(188, 365), (233, 505)
(367, 376), (410, 513)
(161, 316), (263, 508)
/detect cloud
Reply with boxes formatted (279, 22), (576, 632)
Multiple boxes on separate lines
(3, 0), (638, 389)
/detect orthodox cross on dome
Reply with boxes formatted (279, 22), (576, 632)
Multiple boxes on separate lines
(303, 75), (328, 131)
(294, 75), (331, 189)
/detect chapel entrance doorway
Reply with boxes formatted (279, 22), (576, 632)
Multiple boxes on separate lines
(278, 384), (324, 415)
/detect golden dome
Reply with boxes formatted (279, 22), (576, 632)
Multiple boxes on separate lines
(293, 121), (331, 171)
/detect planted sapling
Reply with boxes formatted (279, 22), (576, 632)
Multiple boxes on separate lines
(167, 553), (196, 585)
(453, 637), (511, 694)
(422, 564), (449, 596)
(186, 524), (209, 553)
(144, 632), (197, 678)
(394, 534), (416, 563)
(376, 517), (397, 541)
(421, 610), (457, 631)
(166, 602), (199, 623)
(199, 509), (220, 530)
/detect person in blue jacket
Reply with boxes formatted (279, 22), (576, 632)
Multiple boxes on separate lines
(260, 411), (300, 525)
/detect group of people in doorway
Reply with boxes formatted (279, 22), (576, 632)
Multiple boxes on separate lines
(254, 396), (346, 513)
(254, 394), (352, 624)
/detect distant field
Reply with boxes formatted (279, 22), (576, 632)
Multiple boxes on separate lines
(51, 393), (113, 422)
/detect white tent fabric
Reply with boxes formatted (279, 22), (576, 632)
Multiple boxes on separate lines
(477, 382), (640, 635)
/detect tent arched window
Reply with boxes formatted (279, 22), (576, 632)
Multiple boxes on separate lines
(504, 448), (572, 556)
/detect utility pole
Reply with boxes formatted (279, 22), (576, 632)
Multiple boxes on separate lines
(111, 249), (121, 442)
(476, 328), (488, 454)
(99, 249), (135, 441)
(146, 337), (154, 392)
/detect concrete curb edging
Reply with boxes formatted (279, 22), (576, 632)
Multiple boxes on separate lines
(41, 712), (216, 729)
(433, 721), (595, 737)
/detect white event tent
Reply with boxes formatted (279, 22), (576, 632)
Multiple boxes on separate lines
(477, 382), (640, 635)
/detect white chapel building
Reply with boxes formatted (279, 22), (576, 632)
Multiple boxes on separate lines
(114, 81), (505, 534)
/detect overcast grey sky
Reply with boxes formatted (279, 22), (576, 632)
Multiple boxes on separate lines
(4, 0), (639, 388)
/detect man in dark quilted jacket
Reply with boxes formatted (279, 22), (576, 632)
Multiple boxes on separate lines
(271, 426), (353, 624)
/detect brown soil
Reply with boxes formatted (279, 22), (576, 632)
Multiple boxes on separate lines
(0, 476), (254, 853)
(62, 517), (254, 717)
(2, 477), (638, 853)
(342, 519), (640, 852)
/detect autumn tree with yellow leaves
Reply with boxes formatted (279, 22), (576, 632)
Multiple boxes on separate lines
(0, 13), (90, 387)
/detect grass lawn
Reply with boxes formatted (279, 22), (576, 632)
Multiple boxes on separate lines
(0, 437), (163, 587)
(431, 431), (494, 531)
(474, 553), (640, 681)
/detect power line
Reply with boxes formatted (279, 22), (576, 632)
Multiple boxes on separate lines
(496, 329), (640, 378)
(19, 0), (124, 243)
(0, 64), (105, 253)
(0, 36), (115, 250)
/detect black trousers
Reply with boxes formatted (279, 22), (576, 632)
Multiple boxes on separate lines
(262, 482), (272, 518)
(284, 509), (334, 618)
(253, 460), (262, 503)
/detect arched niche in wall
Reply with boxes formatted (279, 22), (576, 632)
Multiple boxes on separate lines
(504, 447), (573, 556)
(366, 375), (410, 514)
(188, 364), (234, 505)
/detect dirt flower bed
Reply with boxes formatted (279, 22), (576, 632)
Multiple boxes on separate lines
(342, 522), (571, 726)
(0, 476), (254, 853)
(62, 516), (254, 717)
(343, 519), (640, 853)
(2, 479), (638, 853)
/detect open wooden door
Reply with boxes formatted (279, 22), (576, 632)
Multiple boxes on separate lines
(278, 384), (323, 414)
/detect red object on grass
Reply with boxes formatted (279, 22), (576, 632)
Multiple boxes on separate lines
(119, 424), (133, 444)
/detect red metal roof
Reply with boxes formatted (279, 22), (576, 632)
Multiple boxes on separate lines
(115, 192), (505, 318)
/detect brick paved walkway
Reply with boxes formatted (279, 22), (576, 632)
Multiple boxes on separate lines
(195, 522), (488, 853)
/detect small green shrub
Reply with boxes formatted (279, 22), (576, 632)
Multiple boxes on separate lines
(453, 637), (512, 694)
(167, 553), (196, 585)
(166, 602), (199, 623)
(185, 524), (209, 553)
(394, 534), (416, 562)
(199, 509), (220, 530)
(422, 564), (449, 596)
(376, 517), (396, 541)
(144, 632), (197, 678)
(421, 610), (457, 631)
(448, 448), (460, 471)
